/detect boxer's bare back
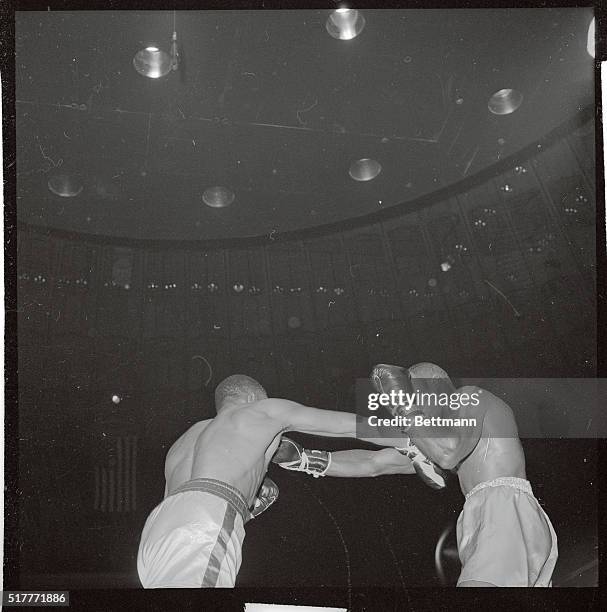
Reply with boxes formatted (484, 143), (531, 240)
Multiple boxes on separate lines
(163, 397), (367, 507)
(164, 402), (285, 506)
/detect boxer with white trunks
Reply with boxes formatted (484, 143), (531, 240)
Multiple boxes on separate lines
(370, 362), (558, 587)
(137, 374), (406, 588)
(273, 364), (558, 586)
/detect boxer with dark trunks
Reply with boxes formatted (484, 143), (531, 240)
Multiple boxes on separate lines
(136, 374), (411, 588)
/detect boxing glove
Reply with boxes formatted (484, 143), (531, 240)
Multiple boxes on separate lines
(272, 436), (332, 478)
(395, 439), (446, 490)
(371, 363), (422, 422)
(251, 476), (279, 518)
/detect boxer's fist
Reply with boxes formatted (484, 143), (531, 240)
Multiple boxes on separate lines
(272, 436), (332, 478)
(251, 476), (279, 518)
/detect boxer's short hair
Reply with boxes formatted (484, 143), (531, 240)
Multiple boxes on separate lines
(215, 374), (267, 408)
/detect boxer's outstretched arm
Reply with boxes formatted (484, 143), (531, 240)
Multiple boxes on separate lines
(325, 448), (415, 477)
(261, 398), (410, 447)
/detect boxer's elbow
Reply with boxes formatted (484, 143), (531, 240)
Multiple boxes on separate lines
(434, 438), (461, 470)
(436, 452), (459, 471)
(436, 433), (478, 470)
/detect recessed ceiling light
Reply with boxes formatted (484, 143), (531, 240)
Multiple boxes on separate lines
(326, 8), (365, 40)
(288, 316), (302, 329)
(202, 186), (235, 208)
(349, 158), (382, 182)
(133, 45), (172, 78)
(587, 17), (595, 58)
(488, 89), (523, 115)
(47, 173), (83, 198)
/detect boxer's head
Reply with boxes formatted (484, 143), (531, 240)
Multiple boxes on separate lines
(408, 362), (456, 398)
(215, 374), (267, 412)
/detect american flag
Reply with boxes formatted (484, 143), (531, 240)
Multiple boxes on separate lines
(94, 435), (138, 512)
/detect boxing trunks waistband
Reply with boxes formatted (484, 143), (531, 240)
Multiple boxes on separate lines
(168, 478), (252, 523)
(465, 476), (533, 500)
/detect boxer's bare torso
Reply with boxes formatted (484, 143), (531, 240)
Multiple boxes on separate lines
(454, 386), (526, 495)
(164, 402), (285, 507)
(163, 397), (362, 507)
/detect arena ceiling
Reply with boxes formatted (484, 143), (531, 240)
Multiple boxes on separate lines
(15, 8), (595, 241)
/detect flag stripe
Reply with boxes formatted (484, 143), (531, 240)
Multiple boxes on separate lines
(109, 468), (115, 513)
(94, 435), (138, 513)
(94, 466), (100, 511)
(131, 435), (137, 511)
(124, 436), (130, 512)
(117, 437), (123, 513)
(101, 467), (107, 512)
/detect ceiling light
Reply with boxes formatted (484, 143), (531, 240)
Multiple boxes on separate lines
(202, 186), (235, 208)
(326, 8), (366, 40)
(288, 316), (302, 329)
(349, 158), (382, 182)
(133, 45), (173, 78)
(134, 12), (180, 78)
(47, 173), (83, 198)
(488, 89), (523, 115)
(588, 17), (595, 58)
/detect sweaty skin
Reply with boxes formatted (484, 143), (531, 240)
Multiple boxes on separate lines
(164, 409), (282, 505)
(163, 398), (394, 508)
(408, 386), (526, 495)
(454, 388), (525, 495)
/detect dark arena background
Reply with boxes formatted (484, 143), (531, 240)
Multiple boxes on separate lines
(11, 7), (598, 595)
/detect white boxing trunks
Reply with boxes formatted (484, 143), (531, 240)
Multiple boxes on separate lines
(137, 478), (252, 588)
(456, 477), (558, 587)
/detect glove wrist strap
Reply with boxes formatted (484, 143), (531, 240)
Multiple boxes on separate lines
(278, 449), (332, 478)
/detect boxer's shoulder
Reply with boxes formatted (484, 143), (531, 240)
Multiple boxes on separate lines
(168, 419), (213, 454)
(250, 397), (300, 417)
(458, 387), (518, 436)
(185, 418), (214, 437)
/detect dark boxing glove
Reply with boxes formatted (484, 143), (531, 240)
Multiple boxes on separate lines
(371, 363), (423, 423)
(250, 476), (279, 518)
(371, 364), (445, 490)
